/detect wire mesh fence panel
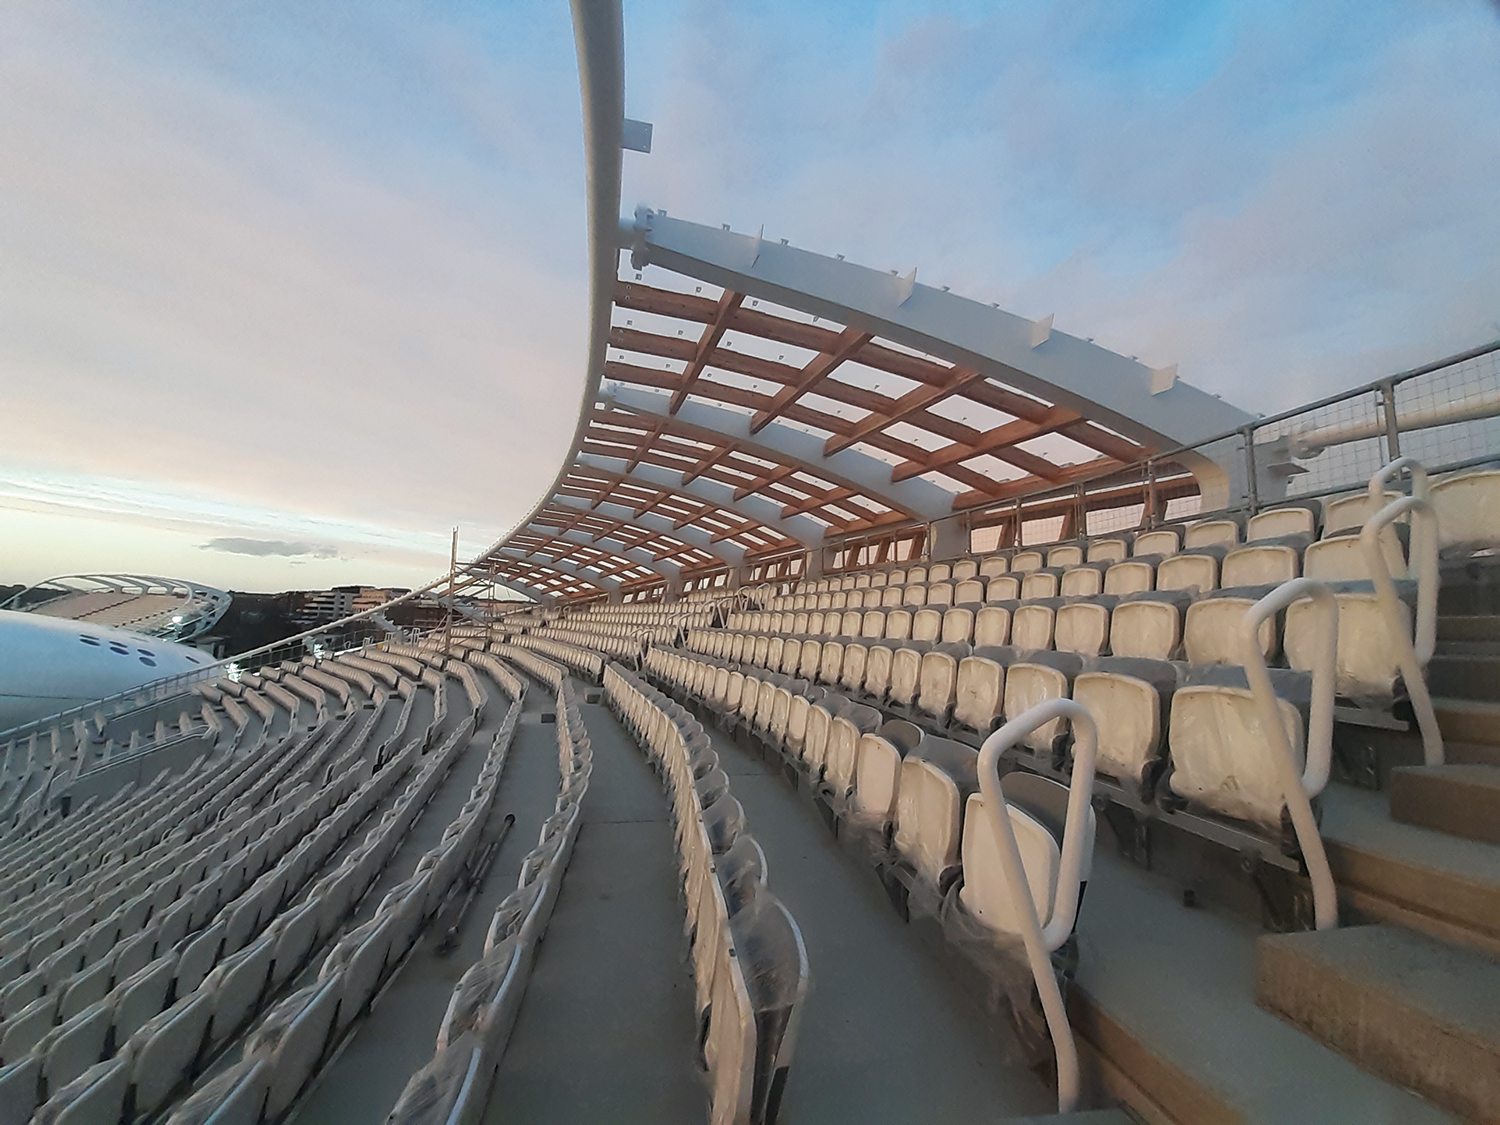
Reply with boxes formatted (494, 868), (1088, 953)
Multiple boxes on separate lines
(1251, 388), (1388, 501)
(1393, 348), (1500, 471)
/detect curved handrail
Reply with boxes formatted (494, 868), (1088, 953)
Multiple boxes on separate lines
(1240, 579), (1338, 930)
(1362, 493), (1443, 766)
(1368, 455), (1434, 577)
(977, 697), (1097, 1114)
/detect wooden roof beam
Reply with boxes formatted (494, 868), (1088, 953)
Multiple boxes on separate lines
(749, 326), (873, 434)
(672, 288), (743, 412)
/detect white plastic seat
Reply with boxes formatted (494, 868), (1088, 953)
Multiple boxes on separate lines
(986, 576), (1021, 602)
(1285, 582), (1411, 698)
(128, 993), (215, 1116)
(911, 608), (943, 644)
(1221, 537), (1305, 588)
(1166, 666), (1311, 829)
(41, 1000), (113, 1093)
(1072, 658), (1178, 791)
(952, 652), (1008, 734)
(888, 646), (929, 710)
(973, 605), (1013, 648)
(1302, 530), (1406, 582)
(1002, 653), (1082, 752)
(880, 587), (904, 609)
(1086, 537), (1129, 564)
(1132, 528), (1179, 556)
(1047, 544), (1084, 568)
(1010, 550), (1044, 572)
(958, 773), (1095, 937)
(902, 585), (929, 608)
(1322, 490), (1400, 537)
(1183, 591), (1277, 665)
(1021, 570), (1061, 601)
(838, 645), (869, 695)
(892, 738), (979, 889)
(916, 645), (967, 723)
(1156, 550), (1220, 593)
(952, 560), (979, 581)
(954, 578), (985, 605)
(1104, 559), (1155, 596)
(1248, 505), (1318, 541)
(1431, 469), (1500, 552)
(1054, 600), (1113, 658)
(979, 555), (1008, 578)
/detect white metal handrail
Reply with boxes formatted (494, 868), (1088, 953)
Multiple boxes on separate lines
(1362, 489), (1443, 766)
(1240, 579), (1338, 930)
(977, 698), (1098, 1114)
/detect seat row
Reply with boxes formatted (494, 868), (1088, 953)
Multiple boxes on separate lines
(386, 668), (591, 1125)
(172, 677), (526, 1124)
(649, 597), (1333, 872)
(605, 664), (808, 1125)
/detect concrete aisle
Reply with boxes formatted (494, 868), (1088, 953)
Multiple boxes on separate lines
(704, 723), (1055, 1123)
(485, 690), (705, 1124)
(291, 671), (560, 1124)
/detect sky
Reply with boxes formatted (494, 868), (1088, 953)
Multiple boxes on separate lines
(2, 1), (1497, 594)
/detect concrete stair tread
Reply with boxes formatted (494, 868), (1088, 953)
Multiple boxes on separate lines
(1445, 740), (1500, 768)
(1072, 851), (1450, 1124)
(1321, 784), (1500, 954)
(1437, 614), (1500, 642)
(1390, 763), (1500, 845)
(1427, 655), (1500, 702)
(1434, 697), (1500, 747)
(1257, 924), (1500, 1122)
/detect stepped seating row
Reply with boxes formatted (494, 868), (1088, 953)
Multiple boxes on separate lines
(0, 677), (405, 1119)
(747, 528), (1409, 617)
(506, 636), (606, 681)
(700, 563), (1408, 705)
(0, 643), (487, 1122)
(523, 624), (657, 659)
(649, 596), (1329, 873)
(751, 468), (1498, 606)
(386, 668), (591, 1125)
(605, 663), (809, 1125)
(167, 676), (524, 1125)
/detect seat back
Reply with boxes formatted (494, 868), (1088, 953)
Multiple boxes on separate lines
(940, 607), (975, 644)
(1248, 505), (1318, 541)
(987, 575), (1021, 602)
(1104, 559), (1155, 596)
(973, 604), (1013, 648)
(1054, 600), (1113, 658)
(1183, 591), (1277, 665)
(1086, 537), (1129, 564)
(1071, 658), (1178, 786)
(953, 655), (1005, 734)
(1108, 594), (1189, 660)
(893, 738), (980, 887)
(1011, 602), (1058, 651)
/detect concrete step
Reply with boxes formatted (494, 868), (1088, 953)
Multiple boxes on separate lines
(1321, 784), (1500, 957)
(1257, 924), (1500, 1123)
(1447, 740), (1500, 767)
(1434, 697), (1500, 747)
(1068, 851), (1449, 1124)
(1390, 764), (1500, 845)
(1003, 1113), (1134, 1123)
(1437, 614), (1500, 642)
(1434, 639), (1500, 656)
(1427, 654), (1500, 701)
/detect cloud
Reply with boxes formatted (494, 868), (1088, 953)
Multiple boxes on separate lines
(201, 534), (336, 558)
(203, 537), (339, 558)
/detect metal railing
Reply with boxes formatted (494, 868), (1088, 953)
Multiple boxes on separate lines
(1240, 579), (1338, 931)
(976, 698), (1098, 1114)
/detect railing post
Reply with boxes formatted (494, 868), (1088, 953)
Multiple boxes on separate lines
(1145, 458), (1159, 528)
(1240, 579), (1338, 930)
(1377, 379), (1402, 460)
(1243, 424), (1260, 514)
(977, 698), (1097, 1114)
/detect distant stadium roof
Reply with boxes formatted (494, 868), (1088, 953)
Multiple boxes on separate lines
(3, 574), (231, 642)
(463, 6), (1251, 604)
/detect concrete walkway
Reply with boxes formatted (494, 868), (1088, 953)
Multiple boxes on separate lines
(703, 723), (1055, 1123)
(485, 690), (705, 1124)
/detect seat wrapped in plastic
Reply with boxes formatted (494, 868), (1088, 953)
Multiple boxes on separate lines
(1248, 504), (1319, 541)
(703, 793), (746, 856)
(823, 705), (883, 797)
(886, 643), (932, 710)
(1011, 599), (1062, 651)
(1303, 527), (1407, 582)
(915, 643), (969, 724)
(1432, 468), (1500, 552)
(1285, 578), (1417, 700)
(385, 1031), (488, 1125)
(954, 578), (986, 606)
(1156, 544), (1227, 594)
(1108, 591), (1192, 661)
(979, 554), (1009, 578)
(1132, 528), (1180, 557)
(1020, 568), (1063, 601)
(1185, 516), (1241, 548)
(162, 1058), (268, 1125)
(437, 936), (525, 1060)
(1104, 557), (1156, 596)
(32, 1056), (129, 1125)
(126, 992), (215, 1116)
(952, 647), (1017, 735)
(1059, 564), (1107, 598)
(957, 771), (1094, 938)
(1010, 550), (1044, 572)
(1183, 585), (1279, 665)
(1165, 663), (1314, 830)
(911, 608), (943, 643)
(717, 834), (768, 916)
(1222, 534), (1307, 588)
(727, 891), (810, 1125)
(1001, 651), (1084, 754)
(986, 575), (1021, 602)
(1054, 597), (1116, 658)
(1086, 536), (1129, 564)
(1072, 658), (1179, 794)
(892, 736), (980, 895)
